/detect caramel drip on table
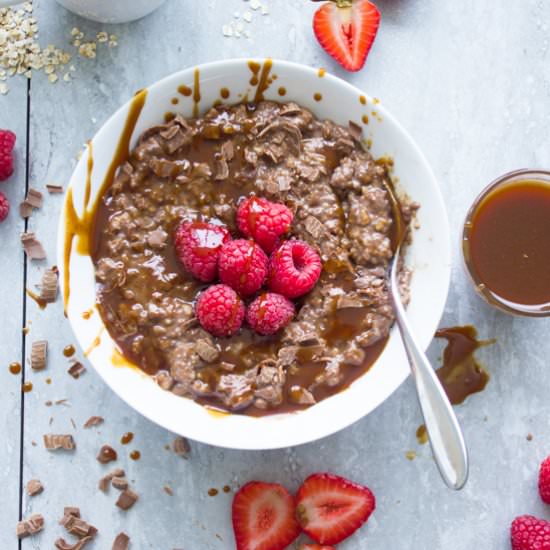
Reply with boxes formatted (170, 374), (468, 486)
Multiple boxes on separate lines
(247, 61), (261, 86)
(63, 344), (76, 357)
(129, 450), (141, 461)
(22, 381), (33, 393)
(84, 326), (105, 357)
(193, 68), (201, 118)
(26, 288), (47, 310)
(63, 89), (148, 316)
(121, 432), (134, 445)
(9, 362), (21, 375)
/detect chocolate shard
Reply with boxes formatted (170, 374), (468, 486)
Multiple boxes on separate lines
(68, 361), (86, 379)
(46, 184), (64, 194)
(26, 478), (44, 496)
(115, 488), (139, 511)
(112, 532), (130, 550)
(172, 436), (190, 458)
(54, 536), (93, 550)
(19, 201), (33, 218)
(83, 416), (104, 429)
(97, 445), (117, 464)
(39, 267), (59, 303)
(21, 232), (46, 260)
(111, 476), (129, 491)
(63, 515), (97, 538)
(16, 514), (45, 538)
(98, 468), (125, 492)
(26, 188), (44, 208)
(44, 434), (75, 451)
(61, 507), (81, 521)
(31, 340), (48, 370)
(163, 485), (174, 496)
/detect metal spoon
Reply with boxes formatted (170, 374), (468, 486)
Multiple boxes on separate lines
(386, 184), (469, 490)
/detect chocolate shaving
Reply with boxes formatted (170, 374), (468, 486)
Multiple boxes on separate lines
(348, 120), (363, 142)
(44, 434), (75, 451)
(98, 468), (125, 492)
(97, 445), (117, 464)
(19, 201), (33, 218)
(31, 340), (48, 370)
(68, 361), (86, 379)
(39, 267), (58, 303)
(16, 514), (44, 538)
(46, 183), (64, 194)
(112, 532), (130, 550)
(55, 398), (70, 406)
(21, 232), (46, 260)
(62, 515), (98, 538)
(26, 478), (44, 496)
(172, 436), (190, 458)
(116, 488), (139, 511)
(112, 476), (129, 491)
(163, 485), (174, 496)
(55, 536), (93, 550)
(61, 507), (81, 520)
(83, 416), (104, 428)
(19, 188), (43, 218)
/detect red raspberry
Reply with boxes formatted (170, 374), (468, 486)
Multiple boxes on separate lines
(0, 191), (9, 222)
(195, 284), (245, 338)
(174, 221), (230, 282)
(237, 196), (293, 253)
(218, 239), (268, 297)
(0, 130), (16, 182)
(511, 515), (550, 550)
(268, 240), (322, 299)
(247, 292), (296, 335)
(539, 455), (550, 504)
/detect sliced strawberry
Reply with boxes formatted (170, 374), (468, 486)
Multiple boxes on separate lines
(299, 544), (337, 550)
(295, 473), (375, 545)
(313, 0), (381, 72)
(232, 481), (301, 550)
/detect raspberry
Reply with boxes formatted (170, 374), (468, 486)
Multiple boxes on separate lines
(218, 239), (268, 297)
(195, 284), (245, 338)
(539, 456), (550, 504)
(237, 196), (293, 253)
(247, 292), (296, 335)
(511, 515), (550, 550)
(268, 240), (322, 299)
(0, 191), (9, 222)
(174, 220), (230, 282)
(0, 130), (16, 182)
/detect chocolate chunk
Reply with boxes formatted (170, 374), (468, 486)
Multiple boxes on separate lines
(99, 468), (125, 492)
(62, 515), (97, 538)
(44, 434), (75, 451)
(61, 507), (81, 520)
(348, 120), (363, 142)
(21, 232), (46, 260)
(172, 436), (190, 458)
(46, 184), (64, 194)
(26, 478), (44, 496)
(112, 532), (130, 550)
(68, 361), (86, 379)
(16, 514), (45, 538)
(115, 488), (139, 511)
(163, 485), (174, 496)
(40, 267), (59, 303)
(147, 228), (168, 249)
(55, 536), (93, 550)
(19, 188), (43, 218)
(31, 340), (48, 370)
(112, 476), (129, 491)
(83, 416), (104, 428)
(97, 445), (117, 464)
(195, 339), (220, 363)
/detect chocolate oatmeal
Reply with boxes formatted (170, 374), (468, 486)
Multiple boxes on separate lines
(91, 100), (414, 415)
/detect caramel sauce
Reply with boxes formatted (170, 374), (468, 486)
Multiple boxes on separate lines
(193, 68), (201, 118)
(129, 450), (141, 461)
(208, 488), (219, 497)
(63, 344), (76, 357)
(362, 115), (369, 124)
(46, 377), (52, 384)
(313, 93), (322, 102)
(99, 446), (117, 462)
(22, 381), (33, 393)
(223, 485), (231, 493)
(359, 95), (367, 105)
(164, 112), (175, 123)
(82, 308), (93, 320)
(178, 85), (192, 97)
(206, 408), (231, 419)
(9, 362), (21, 375)
(318, 68), (326, 78)
(467, 180), (550, 309)
(220, 87), (230, 99)
(84, 327), (104, 357)
(171, 97), (179, 105)
(26, 288), (47, 310)
(63, 89), (148, 316)
(278, 87), (286, 97)
(416, 424), (428, 445)
(253, 59), (273, 103)
(247, 61), (261, 86)
(121, 432), (134, 445)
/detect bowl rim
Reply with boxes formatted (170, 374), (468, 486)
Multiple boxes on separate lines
(57, 58), (452, 449)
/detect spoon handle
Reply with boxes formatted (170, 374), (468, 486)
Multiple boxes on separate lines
(390, 256), (469, 490)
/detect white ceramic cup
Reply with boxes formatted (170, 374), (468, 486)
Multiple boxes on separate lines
(54, 0), (167, 23)
(59, 59), (451, 450)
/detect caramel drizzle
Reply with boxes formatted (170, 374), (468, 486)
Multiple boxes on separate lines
(253, 59), (273, 103)
(193, 68), (201, 118)
(63, 89), (148, 316)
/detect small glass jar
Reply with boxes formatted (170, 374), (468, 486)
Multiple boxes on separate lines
(462, 169), (550, 317)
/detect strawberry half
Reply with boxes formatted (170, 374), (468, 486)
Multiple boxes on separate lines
(299, 545), (337, 550)
(232, 481), (301, 550)
(312, 0), (381, 72)
(295, 473), (375, 545)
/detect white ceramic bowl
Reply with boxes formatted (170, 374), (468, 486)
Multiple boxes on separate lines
(54, 0), (167, 23)
(58, 59), (451, 450)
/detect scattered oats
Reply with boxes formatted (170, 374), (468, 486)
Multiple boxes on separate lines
(244, 30), (251, 39)
(78, 42), (96, 60)
(63, 73), (71, 82)
(70, 65), (76, 72)
(91, 117), (97, 124)
(261, 4), (269, 15)
(236, 22), (245, 32)
(243, 11), (252, 22)
(70, 27), (80, 37)
(222, 24), (233, 37)
(48, 73), (58, 84)
(250, 0), (262, 10)
(96, 32), (108, 43)
(0, 83), (8, 95)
